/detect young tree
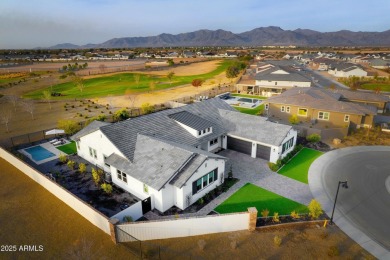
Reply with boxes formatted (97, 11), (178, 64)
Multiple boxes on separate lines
(125, 91), (138, 109)
(73, 76), (85, 93)
(0, 108), (12, 132)
(20, 100), (35, 120)
(57, 119), (81, 135)
(133, 73), (141, 88)
(6, 95), (19, 111)
(101, 183), (113, 195)
(308, 199), (323, 219)
(167, 59), (175, 66)
(113, 108), (130, 121)
(167, 71), (175, 85)
(192, 78), (203, 93)
(42, 90), (52, 109)
(149, 81), (156, 92)
(78, 163), (86, 174)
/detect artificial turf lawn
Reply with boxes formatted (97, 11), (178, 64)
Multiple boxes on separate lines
(277, 148), (323, 184)
(233, 104), (264, 115)
(214, 183), (308, 215)
(24, 60), (234, 99)
(56, 141), (77, 154)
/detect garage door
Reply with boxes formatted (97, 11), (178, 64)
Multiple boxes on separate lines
(256, 144), (271, 160)
(227, 136), (252, 155)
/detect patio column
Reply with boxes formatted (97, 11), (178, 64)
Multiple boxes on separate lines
(248, 207), (258, 231)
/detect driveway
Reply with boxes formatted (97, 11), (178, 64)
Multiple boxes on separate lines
(309, 146), (390, 259)
(219, 150), (313, 206)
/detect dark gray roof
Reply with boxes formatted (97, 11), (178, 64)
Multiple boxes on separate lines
(254, 65), (311, 83)
(100, 98), (235, 161)
(219, 109), (293, 146)
(335, 89), (390, 103)
(105, 134), (224, 191)
(266, 88), (377, 115)
(71, 121), (111, 140)
(169, 111), (213, 131)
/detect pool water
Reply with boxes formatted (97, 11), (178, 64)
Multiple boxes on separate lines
(25, 146), (55, 161)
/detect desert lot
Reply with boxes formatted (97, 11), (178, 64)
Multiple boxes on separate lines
(0, 158), (373, 259)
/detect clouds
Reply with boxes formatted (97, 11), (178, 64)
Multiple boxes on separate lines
(1, 0), (389, 48)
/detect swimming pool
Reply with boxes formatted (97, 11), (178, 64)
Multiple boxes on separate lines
(25, 145), (55, 161)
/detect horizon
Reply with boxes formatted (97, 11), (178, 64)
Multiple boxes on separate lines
(1, 0), (390, 49)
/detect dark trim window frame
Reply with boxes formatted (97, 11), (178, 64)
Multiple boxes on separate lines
(192, 168), (218, 195)
(117, 169), (127, 183)
(282, 137), (294, 154)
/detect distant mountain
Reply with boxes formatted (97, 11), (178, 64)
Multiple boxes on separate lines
(48, 27), (390, 49)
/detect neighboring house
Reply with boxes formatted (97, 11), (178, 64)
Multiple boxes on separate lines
(236, 62), (311, 97)
(328, 63), (368, 77)
(72, 99), (296, 213)
(264, 88), (379, 130)
(369, 58), (389, 69)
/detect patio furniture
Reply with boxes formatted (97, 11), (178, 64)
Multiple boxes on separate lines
(49, 138), (59, 144)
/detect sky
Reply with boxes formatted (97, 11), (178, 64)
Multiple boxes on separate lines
(1, 0), (390, 49)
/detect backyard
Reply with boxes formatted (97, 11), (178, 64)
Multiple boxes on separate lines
(214, 183), (308, 215)
(56, 141), (77, 154)
(233, 104), (264, 115)
(278, 148), (324, 184)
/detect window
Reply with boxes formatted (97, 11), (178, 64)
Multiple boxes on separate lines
(192, 168), (218, 195)
(143, 184), (149, 194)
(281, 106), (290, 113)
(282, 137), (294, 154)
(298, 108), (308, 116)
(318, 111), (330, 120)
(275, 82), (278, 85)
(344, 115), (350, 122)
(209, 138), (218, 146)
(281, 106), (285, 112)
(286, 106), (290, 113)
(265, 103), (269, 110)
(198, 131), (201, 135)
(117, 169), (127, 183)
(89, 147), (97, 159)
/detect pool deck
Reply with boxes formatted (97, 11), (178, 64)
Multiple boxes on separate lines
(18, 140), (71, 165)
(223, 97), (263, 109)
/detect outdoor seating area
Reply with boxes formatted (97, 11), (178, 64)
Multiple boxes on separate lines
(50, 138), (67, 146)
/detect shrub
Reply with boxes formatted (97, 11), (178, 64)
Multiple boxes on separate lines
(261, 209), (269, 218)
(92, 168), (103, 186)
(122, 216), (133, 222)
(268, 162), (279, 172)
(290, 210), (300, 220)
(306, 133), (321, 143)
(67, 160), (75, 170)
(308, 199), (323, 219)
(113, 108), (130, 121)
(197, 198), (204, 205)
(327, 246), (339, 257)
(101, 183), (113, 195)
(289, 115), (299, 125)
(272, 212), (280, 223)
(59, 153), (68, 164)
(140, 102), (154, 114)
(78, 163), (86, 174)
(273, 235), (282, 247)
(227, 165), (233, 179)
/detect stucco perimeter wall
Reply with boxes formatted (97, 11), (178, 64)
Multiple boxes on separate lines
(0, 147), (111, 235)
(117, 212), (249, 242)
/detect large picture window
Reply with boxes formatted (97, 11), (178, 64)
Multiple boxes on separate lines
(282, 137), (294, 154)
(298, 108), (308, 116)
(192, 168), (218, 195)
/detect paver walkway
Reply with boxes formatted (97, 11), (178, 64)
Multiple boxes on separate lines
(144, 149), (313, 220)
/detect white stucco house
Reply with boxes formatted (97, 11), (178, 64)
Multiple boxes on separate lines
(328, 63), (368, 77)
(236, 61), (312, 97)
(71, 98), (296, 214)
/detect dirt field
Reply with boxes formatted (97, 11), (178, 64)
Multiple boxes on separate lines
(0, 158), (373, 259)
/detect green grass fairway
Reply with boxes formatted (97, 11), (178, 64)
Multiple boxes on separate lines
(278, 148), (323, 184)
(231, 93), (267, 99)
(24, 60), (234, 99)
(360, 83), (390, 92)
(234, 104), (264, 115)
(56, 141), (77, 154)
(214, 183), (308, 215)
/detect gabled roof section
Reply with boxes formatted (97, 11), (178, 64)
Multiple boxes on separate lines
(219, 109), (292, 146)
(168, 111), (212, 131)
(335, 89), (390, 103)
(105, 134), (225, 191)
(71, 120), (111, 140)
(266, 88), (377, 115)
(99, 98), (235, 162)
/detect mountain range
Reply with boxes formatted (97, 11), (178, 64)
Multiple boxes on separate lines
(48, 26), (390, 49)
